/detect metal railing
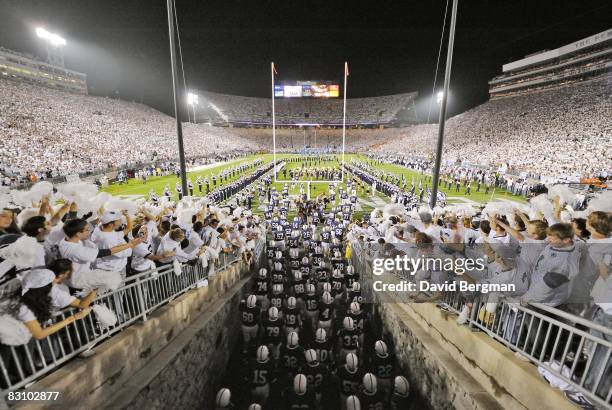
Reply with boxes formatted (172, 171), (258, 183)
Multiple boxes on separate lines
(349, 240), (612, 409)
(0, 240), (264, 393)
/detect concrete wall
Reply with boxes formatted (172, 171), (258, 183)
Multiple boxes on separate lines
(16, 259), (253, 410)
(367, 271), (577, 410)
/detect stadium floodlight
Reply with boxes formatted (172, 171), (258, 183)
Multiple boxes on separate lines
(35, 27), (66, 47)
(187, 92), (199, 105)
(187, 92), (199, 123)
(436, 91), (444, 104)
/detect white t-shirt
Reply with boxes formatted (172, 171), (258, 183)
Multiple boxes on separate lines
(157, 234), (195, 264)
(51, 284), (77, 309)
(588, 238), (612, 314)
(91, 228), (131, 272)
(131, 242), (156, 273)
(59, 239), (99, 287)
(0, 300), (37, 323)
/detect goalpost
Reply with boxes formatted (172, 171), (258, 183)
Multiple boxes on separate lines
(270, 62), (348, 190)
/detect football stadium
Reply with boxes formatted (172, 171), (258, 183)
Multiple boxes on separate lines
(0, 1), (611, 409)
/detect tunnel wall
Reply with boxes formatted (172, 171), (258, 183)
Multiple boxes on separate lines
(366, 270), (576, 410)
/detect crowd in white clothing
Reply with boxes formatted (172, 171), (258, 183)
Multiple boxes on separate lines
(373, 76), (612, 182)
(199, 91), (417, 125)
(0, 78), (259, 186)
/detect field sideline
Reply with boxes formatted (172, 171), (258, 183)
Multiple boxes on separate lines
(102, 153), (525, 207)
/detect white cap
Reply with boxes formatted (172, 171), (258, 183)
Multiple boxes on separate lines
(100, 211), (122, 225)
(21, 268), (55, 295)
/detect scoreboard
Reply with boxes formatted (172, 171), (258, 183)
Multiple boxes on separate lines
(274, 81), (340, 98)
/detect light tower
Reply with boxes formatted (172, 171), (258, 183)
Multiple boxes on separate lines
(187, 92), (199, 124)
(35, 27), (66, 67)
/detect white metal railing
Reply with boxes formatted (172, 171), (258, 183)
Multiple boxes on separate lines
(0, 240), (264, 393)
(350, 240), (612, 409)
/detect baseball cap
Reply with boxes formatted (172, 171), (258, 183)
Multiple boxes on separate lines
(100, 211), (122, 225)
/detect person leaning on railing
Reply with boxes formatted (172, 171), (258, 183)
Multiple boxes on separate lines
(584, 211), (612, 397)
(1, 265), (95, 340)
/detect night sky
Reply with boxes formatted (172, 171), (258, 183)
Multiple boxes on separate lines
(1, 0), (610, 119)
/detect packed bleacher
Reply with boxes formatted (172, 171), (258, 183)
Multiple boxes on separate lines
(0, 164), (610, 407)
(199, 91), (417, 125)
(374, 75), (612, 183)
(0, 78), (260, 186)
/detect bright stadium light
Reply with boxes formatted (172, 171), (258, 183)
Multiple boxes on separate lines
(187, 92), (199, 123)
(436, 91), (444, 104)
(187, 92), (199, 106)
(35, 27), (66, 47)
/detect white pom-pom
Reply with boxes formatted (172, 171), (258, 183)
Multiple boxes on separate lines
(0, 236), (39, 270)
(529, 194), (554, 215)
(104, 198), (138, 216)
(173, 260), (182, 276)
(0, 314), (32, 346)
(382, 203), (405, 219)
(586, 191), (612, 214)
(176, 208), (196, 226)
(26, 181), (54, 205)
(92, 304), (117, 329)
(71, 269), (123, 293)
(57, 183), (99, 201)
(547, 185), (576, 206)
(16, 208), (40, 228)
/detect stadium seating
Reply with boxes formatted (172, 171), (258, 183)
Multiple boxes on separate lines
(374, 75), (612, 182)
(199, 91), (417, 125)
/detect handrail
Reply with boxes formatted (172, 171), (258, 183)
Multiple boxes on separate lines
(350, 240), (612, 409)
(0, 239), (264, 393)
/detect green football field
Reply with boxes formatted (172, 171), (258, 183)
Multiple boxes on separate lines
(102, 153), (525, 211)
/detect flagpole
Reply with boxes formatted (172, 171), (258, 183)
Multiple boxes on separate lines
(430, 0), (458, 208)
(166, 0), (187, 194)
(271, 62), (277, 182)
(342, 61), (348, 181)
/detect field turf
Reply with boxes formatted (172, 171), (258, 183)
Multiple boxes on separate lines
(102, 153), (525, 211)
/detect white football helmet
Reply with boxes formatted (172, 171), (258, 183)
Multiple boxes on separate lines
(293, 374), (307, 395)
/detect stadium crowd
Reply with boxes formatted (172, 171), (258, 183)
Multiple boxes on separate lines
(342, 163), (611, 407)
(374, 76), (612, 183)
(0, 78), (259, 187)
(199, 91), (417, 125)
(0, 157), (610, 407)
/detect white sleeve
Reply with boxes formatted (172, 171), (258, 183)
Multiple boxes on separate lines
(51, 285), (77, 309)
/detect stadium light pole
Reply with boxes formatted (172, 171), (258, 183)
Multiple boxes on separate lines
(430, 0), (458, 208)
(187, 92), (199, 124)
(271, 62), (277, 182)
(166, 0), (188, 194)
(35, 27), (66, 67)
(341, 62), (348, 180)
